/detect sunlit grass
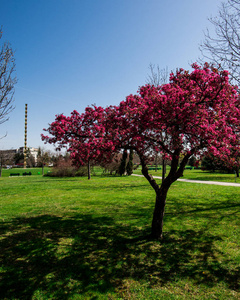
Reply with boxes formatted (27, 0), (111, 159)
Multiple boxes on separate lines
(133, 166), (240, 183)
(1, 167), (51, 177)
(0, 175), (239, 299)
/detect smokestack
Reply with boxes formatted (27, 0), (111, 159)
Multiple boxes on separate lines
(24, 104), (27, 169)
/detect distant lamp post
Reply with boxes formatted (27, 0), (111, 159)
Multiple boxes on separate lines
(24, 104), (27, 169)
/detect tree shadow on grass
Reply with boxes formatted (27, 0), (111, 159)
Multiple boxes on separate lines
(0, 214), (239, 299)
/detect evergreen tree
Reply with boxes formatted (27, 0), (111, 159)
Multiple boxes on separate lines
(118, 149), (127, 176)
(188, 155), (196, 167)
(126, 148), (134, 175)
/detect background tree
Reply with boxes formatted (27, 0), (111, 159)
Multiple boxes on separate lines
(26, 148), (35, 167)
(146, 63), (168, 87)
(201, 153), (221, 172)
(202, 152), (239, 176)
(200, 0), (240, 84)
(37, 147), (51, 175)
(14, 152), (24, 165)
(188, 155), (197, 167)
(146, 64), (169, 180)
(126, 148), (134, 176)
(0, 27), (16, 129)
(118, 149), (128, 176)
(13, 149), (35, 167)
(0, 150), (14, 176)
(42, 107), (115, 180)
(43, 64), (240, 240)
(100, 152), (122, 175)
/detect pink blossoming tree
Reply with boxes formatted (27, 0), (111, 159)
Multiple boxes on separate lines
(42, 106), (115, 179)
(42, 64), (240, 239)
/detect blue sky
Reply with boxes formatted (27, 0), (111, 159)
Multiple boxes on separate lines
(0, 0), (222, 152)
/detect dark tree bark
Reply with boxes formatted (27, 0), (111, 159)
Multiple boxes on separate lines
(151, 185), (170, 239)
(126, 148), (134, 175)
(139, 150), (192, 239)
(0, 156), (2, 177)
(162, 158), (166, 182)
(235, 167), (239, 177)
(119, 149), (128, 176)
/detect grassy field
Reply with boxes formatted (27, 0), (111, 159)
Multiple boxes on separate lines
(1, 166), (239, 183)
(133, 167), (240, 184)
(1, 167), (51, 177)
(0, 173), (239, 299)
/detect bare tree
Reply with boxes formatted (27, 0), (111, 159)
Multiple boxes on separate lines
(0, 27), (16, 127)
(146, 63), (168, 87)
(37, 147), (51, 175)
(200, 0), (240, 84)
(146, 64), (169, 181)
(0, 150), (14, 177)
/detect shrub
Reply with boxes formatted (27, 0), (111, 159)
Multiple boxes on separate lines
(46, 157), (87, 177)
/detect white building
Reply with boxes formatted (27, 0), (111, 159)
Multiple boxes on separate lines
(18, 147), (39, 163)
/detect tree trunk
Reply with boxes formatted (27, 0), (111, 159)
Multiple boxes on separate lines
(155, 154), (158, 172)
(87, 160), (91, 180)
(151, 187), (168, 239)
(0, 157), (2, 177)
(140, 150), (191, 240)
(236, 167), (239, 178)
(162, 158), (166, 182)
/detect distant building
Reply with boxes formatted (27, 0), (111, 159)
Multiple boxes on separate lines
(0, 149), (18, 156)
(0, 147), (39, 165)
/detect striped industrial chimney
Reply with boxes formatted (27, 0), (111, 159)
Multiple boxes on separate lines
(24, 104), (28, 169)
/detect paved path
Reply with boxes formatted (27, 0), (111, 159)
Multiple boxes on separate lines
(132, 174), (240, 187)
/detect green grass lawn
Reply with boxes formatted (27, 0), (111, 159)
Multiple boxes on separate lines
(0, 175), (239, 299)
(133, 166), (240, 184)
(1, 167), (51, 177)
